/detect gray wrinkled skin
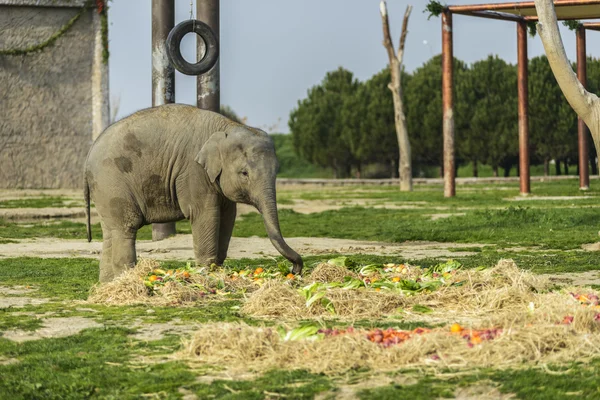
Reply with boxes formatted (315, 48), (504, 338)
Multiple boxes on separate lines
(84, 104), (303, 282)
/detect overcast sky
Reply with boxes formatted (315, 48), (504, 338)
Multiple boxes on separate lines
(107, 0), (600, 132)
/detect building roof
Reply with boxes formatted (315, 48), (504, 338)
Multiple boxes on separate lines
(0, 0), (87, 7)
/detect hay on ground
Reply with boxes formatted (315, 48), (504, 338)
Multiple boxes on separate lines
(309, 263), (358, 283)
(183, 295), (600, 374)
(242, 259), (551, 321)
(87, 259), (257, 306)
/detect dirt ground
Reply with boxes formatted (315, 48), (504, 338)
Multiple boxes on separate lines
(0, 236), (483, 261)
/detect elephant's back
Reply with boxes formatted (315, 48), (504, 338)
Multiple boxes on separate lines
(87, 104), (233, 168)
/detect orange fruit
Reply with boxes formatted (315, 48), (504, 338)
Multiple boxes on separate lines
(149, 275), (158, 282)
(450, 323), (463, 333)
(286, 273), (295, 280)
(182, 271), (191, 278)
(254, 267), (264, 275)
(392, 277), (401, 283)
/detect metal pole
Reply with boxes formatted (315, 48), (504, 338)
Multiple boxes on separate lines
(442, 10), (455, 198)
(577, 26), (590, 190)
(197, 0), (220, 112)
(517, 21), (530, 195)
(151, 0), (177, 241)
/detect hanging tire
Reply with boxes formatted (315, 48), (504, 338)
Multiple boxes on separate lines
(166, 19), (219, 76)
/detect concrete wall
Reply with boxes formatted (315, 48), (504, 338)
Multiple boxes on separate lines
(0, 1), (108, 188)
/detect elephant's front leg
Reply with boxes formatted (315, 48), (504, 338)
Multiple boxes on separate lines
(216, 199), (236, 265)
(190, 198), (221, 267)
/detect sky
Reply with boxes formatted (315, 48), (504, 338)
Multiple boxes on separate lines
(108, 0), (600, 133)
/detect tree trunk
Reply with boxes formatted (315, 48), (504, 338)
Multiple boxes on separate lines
(592, 157), (598, 175)
(381, 3), (413, 192)
(391, 68), (412, 191)
(535, 0), (600, 156)
(472, 160), (478, 177)
(564, 159), (569, 175)
(555, 159), (562, 175)
(493, 166), (499, 177)
(544, 158), (550, 176)
(503, 165), (511, 177)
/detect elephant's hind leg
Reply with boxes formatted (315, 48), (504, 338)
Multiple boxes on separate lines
(111, 229), (138, 279)
(99, 225), (114, 283)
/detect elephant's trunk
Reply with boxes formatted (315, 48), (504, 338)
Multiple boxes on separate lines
(256, 192), (303, 274)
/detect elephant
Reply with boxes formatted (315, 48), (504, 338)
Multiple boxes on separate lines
(83, 104), (303, 282)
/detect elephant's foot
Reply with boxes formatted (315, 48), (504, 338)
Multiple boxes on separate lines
(99, 265), (115, 283)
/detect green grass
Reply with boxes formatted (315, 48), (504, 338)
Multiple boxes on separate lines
(2, 180), (600, 397)
(0, 196), (76, 209)
(234, 206), (600, 249)
(1, 253), (600, 398)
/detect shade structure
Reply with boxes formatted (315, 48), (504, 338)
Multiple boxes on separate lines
(440, 1), (600, 197)
(450, 1), (600, 21)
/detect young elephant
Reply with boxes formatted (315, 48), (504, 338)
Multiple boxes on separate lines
(84, 104), (303, 282)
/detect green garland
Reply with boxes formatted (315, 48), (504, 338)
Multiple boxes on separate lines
(0, 1), (108, 63)
(527, 21), (538, 38)
(100, 5), (109, 64)
(563, 20), (583, 31)
(424, 1), (445, 20)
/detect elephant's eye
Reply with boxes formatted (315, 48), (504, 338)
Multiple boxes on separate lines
(241, 170), (249, 177)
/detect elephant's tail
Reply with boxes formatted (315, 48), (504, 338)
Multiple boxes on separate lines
(84, 174), (92, 242)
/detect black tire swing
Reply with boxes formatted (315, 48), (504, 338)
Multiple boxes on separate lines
(166, 19), (218, 76)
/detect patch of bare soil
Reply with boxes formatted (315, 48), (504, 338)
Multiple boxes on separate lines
(2, 317), (102, 342)
(0, 236), (482, 261)
(0, 357), (19, 366)
(454, 383), (515, 400)
(427, 212), (466, 221)
(540, 270), (600, 287)
(315, 375), (398, 400)
(0, 189), (81, 201)
(129, 318), (197, 341)
(509, 195), (591, 201)
(0, 297), (49, 309)
(0, 207), (96, 220)
(236, 199), (428, 217)
(0, 285), (37, 295)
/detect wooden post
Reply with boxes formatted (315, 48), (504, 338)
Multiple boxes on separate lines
(517, 20), (530, 195)
(577, 26), (590, 190)
(197, 0), (220, 111)
(151, 0), (177, 241)
(442, 10), (455, 197)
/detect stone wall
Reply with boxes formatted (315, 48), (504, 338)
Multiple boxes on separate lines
(0, 1), (108, 188)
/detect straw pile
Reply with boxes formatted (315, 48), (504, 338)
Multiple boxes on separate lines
(184, 292), (600, 374)
(242, 259), (550, 321)
(87, 259), (256, 306)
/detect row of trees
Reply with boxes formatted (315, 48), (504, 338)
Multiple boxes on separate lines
(289, 55), (600, 178)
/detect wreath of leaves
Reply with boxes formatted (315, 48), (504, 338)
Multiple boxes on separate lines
(0, 0), (109, 64)
(563, 20), (583, 31)
(424, 1), (445, 20)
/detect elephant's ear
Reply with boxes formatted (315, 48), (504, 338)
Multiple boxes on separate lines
(195, 132), (227, 183)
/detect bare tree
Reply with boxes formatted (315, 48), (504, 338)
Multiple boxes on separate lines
(380, 1), (413, 191)
(534, 0), (600, 153)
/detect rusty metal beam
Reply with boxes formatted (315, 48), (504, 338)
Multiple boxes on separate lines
(151, 0), (177, 241)
(577, 26), (590, 190)
(197, 0), (220, 112)
(583, 22), (600, 31)
(517, 21), (530, 195)
(448, 0), (600, 13)
(442, 10), (455, 198)
(452, 10), (526, 22)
